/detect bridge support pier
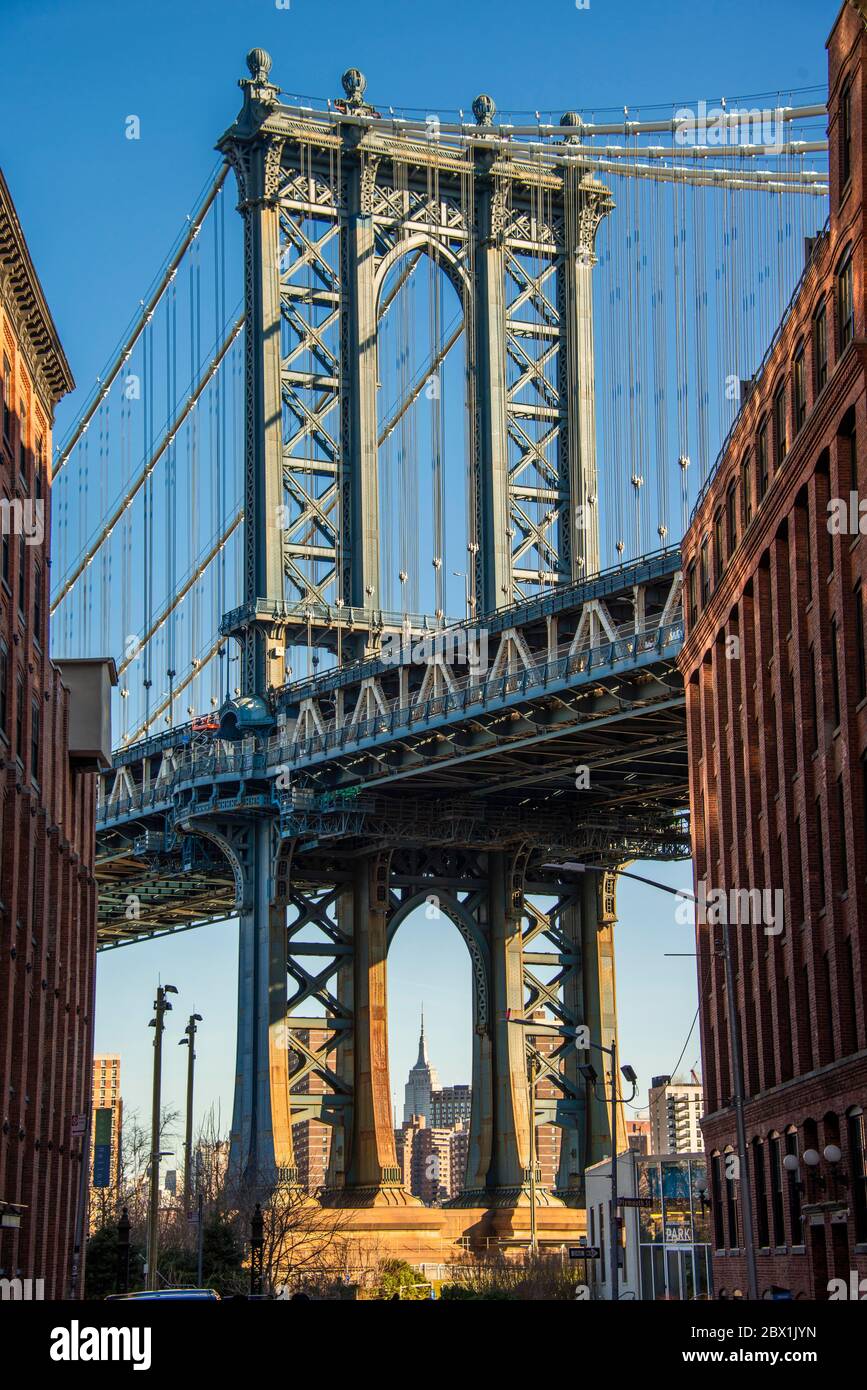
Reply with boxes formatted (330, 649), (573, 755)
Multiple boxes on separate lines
(342, 854), (416, 1205)
(227, 820), (296, 1190)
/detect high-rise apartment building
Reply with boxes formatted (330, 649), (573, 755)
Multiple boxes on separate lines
(430, 1084), (471, 1129)
(89, 1055), (122, 1229)
(648, 1076), (704, 1155)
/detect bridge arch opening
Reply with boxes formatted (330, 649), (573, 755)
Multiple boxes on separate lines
(386, 889), (489, 1203)
(375, 244), (469, 623)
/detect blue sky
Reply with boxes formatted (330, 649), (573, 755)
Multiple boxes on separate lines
(2, 0), (836, 1155)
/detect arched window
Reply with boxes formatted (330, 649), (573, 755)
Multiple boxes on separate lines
(792, 342), (806, 434)
(773, 381), (787, 468)
(813, 300), (828, 393)
(837, 247), (855, 352)
(757, 418), (769, 500)
(847, 1107), (867, 1244)
(840, 76), (852, 192)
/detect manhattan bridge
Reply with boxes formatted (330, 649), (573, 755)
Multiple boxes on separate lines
(51, 51), (829, 1218)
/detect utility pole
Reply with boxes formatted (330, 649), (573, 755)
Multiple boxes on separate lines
(146, 984), (177, 1291)
(608, 1035), (620, 1303)
(179, 1013), (203, 1211)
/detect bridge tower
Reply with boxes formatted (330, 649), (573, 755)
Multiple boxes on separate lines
(215, 49), (623, 1204)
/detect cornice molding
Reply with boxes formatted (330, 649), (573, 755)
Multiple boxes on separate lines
(0, 168), (74, 408)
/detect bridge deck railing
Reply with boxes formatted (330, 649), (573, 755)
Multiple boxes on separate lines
(97, 608), (684, 826)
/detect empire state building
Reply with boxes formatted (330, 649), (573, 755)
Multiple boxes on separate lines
(402, 1013), (440, 1124)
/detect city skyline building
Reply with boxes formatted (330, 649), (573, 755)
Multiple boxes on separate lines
(402, 1013), (441, 1125)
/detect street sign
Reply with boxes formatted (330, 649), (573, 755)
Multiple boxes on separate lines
(619, 1196), (653, 1208)
(568, 1246), (601, 1259)
(70, 1114), (87, 1138)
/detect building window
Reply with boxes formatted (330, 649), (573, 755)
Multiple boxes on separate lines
(769, 1134), (785, 1246)
(725, 1158), (739, 1249)
(838, 250), (855, 352)
(17, 532), (25, 613)
(785, 1131), (802, 1241)
(18, 398), (27, 481)
(726, 480), (738, 557)
(758, 421), (769, 500)
(711, 1154), (725, 1250)
(35, 434), (43, 501)
(773, 384), (787, 468)
(813, 304), (828, 393)
(714, 510), (724, 582)
(33, 564), (41, 644)
(838, 775), (849, 893)
(1, 517), (8, 589)
(792, 346), (806, 433)
(849, 1110), (867, 1245)
(816, 798), (826, 909)
(700, 537), (710, 606)
(741, 454), (753, 528)
(15, 672), (24, 759)
(687, 563), (698, 627)
(2, 357), (10, 442)
(0, 640), (7, 737)
(857, 585), (867, 702)
(753, 1140), (770, 1247)
(31, 699), (39, 783)
(841, 77), (852, 191)
(830, 616), (841, 728)
(810, 644), (820, 750)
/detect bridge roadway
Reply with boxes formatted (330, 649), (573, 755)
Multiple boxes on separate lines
(95, 548), (688, 946)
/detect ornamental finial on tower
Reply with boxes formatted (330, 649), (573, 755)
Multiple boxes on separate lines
(472, 93), (496, 127)
(246, 48), (273, 83)
(341, 67), (367, 106)
(560, 110), (583, 143)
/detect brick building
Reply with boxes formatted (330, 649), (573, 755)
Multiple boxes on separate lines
(0, 168), (114, 1297)
(291, 1027), (332, 1195)
(679, 2), (867, 1298)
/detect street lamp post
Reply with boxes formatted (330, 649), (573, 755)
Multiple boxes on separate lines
(547, 858), (760, 1301)
(146, 983), (177, 1291)
(179, 1013), (203, 1212)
